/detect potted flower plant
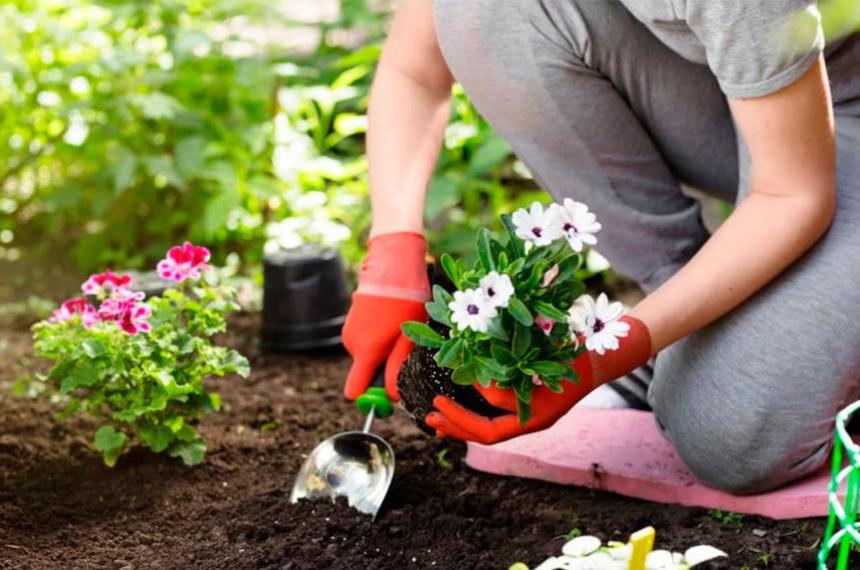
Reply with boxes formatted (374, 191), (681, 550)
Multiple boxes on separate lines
(399, 199), (628, 431)
(29, 242), (250, 467)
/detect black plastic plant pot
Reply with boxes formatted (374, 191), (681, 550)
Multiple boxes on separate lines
(261, 245), (350, 352)
(398, 343), (506, 435)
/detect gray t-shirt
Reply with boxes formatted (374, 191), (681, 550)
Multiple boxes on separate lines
(618, 0), (826, 98)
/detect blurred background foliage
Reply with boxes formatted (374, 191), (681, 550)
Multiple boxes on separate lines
(18, 0), (857, 303)
(1, 0), (565, 299)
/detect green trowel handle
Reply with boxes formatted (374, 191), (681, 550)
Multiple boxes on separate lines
(356, 368), (394, 419)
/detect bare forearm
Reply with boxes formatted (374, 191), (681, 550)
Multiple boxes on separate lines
(631, 57), (836, 352)
(631, 192), (834, 350)
(368, 0), (453, 237)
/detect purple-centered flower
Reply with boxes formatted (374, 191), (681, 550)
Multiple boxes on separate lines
(157, 241), (211, 283)
(549, 198), (601, 253)
(479, 271), (514, 309)
(568, 293), (629, 355)
(449, 288), (498, 333)
(511, 202), (562, 247)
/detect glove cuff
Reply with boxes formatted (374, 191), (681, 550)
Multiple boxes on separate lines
(357, 232), (430, 302)
(588, 315), (652, 385)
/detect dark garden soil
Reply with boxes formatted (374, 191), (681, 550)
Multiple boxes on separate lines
(0, 313), (833, 570)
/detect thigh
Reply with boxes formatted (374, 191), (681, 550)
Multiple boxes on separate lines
(650, 116), (860, 492)
(433, 0), (727, 289)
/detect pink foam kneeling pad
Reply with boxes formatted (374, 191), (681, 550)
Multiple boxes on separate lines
(466, 409), (838, 520)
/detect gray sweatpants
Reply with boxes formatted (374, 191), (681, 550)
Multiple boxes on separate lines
(434, 0), (860, 494)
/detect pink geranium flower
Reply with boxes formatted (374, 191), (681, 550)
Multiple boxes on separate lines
(118, 302), (152, 335)
(82, 270), (132, 296)
(157, 242), (211, 283)
(51, 297), (100, 328)
(98, 289), (151, 335)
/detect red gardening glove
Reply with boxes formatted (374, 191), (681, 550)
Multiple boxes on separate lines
(425, 316), (651, 444)
(342, 232), (430, 401)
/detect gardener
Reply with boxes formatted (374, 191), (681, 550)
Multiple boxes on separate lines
(341, 0), (860, 495)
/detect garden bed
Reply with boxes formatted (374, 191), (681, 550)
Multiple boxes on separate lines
(0, 314), (827, 569)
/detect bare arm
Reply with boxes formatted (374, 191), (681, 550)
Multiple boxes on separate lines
(368, 0), (454, 237)
(631, 57), (837, 351)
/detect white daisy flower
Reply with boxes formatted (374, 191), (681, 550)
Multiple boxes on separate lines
(550, 198), (602, 252)
(479, 271), (514, 309)
(512, 202), (562, 247)
(449, 288), (498, 333)
(568, 293), (629, 355)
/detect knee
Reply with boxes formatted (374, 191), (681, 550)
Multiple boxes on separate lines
(652, 403), (831, 495)
(673, 436), (805, 495)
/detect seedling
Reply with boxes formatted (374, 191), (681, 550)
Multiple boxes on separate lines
(435, 448), (454, 470)
(708, 509), (745, 534)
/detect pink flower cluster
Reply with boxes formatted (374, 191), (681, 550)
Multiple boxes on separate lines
(53, 276), (152, 336)
(50, 242), (209, 335)
(51, 298), (100, 329)
(157, 242), (211, 283)
(81, 270), (132, 296)
(97, 289), (152, 335)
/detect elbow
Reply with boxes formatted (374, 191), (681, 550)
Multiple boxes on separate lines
(808, 184), (837, 239)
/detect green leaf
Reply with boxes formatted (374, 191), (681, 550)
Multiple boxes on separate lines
(139, 424), (174, 453)
(507, 297), (534, 326)
(513, 379), (534, 405)
(128, 92), (184, 120)
(93, 426), (127, 468)
(501, 214), (524, 258)
(512, 323), (532, 358)
(506, 258), (526, 276)
(534, 301), (568, 321)
(432, 284), (454, 305)
(175, 136), (207, 178)
(475, 356), (510, 383)
(223, 350), (251, 377)
(440, 253), (460, 287)
(207, 392), (222, 412)
(485, 317), (510, 342)
(426, 301), (453, 328)
(425, 175), (462, 222)
(530, 360), (570, 378)
(476, 228), (495, 272)
(516, 398), (532, 426)
(451, 365), (476, 386)
(467, 134), (512, 177)
(401, 322), (445, 348)
(169, 439), (207, 466)
(81, 340), (106, 358)
(111, 146), (136, 194)
(490, 344), (517, 366)
(435, 338), (463, 368)
(200, 190), (240, 240)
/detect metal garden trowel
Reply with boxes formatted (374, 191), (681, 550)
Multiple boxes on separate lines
(290, 369), (395, 518)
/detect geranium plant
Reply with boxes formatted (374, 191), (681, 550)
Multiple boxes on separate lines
(30, 243), (250, 467)
(402, 199), (627, 424)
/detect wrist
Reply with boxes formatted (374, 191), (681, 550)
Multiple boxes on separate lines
(588, 316), (652, 386)
(369, 221), (424, 239)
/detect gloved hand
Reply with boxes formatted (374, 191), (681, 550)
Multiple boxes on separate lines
(342, 232), (430, 401)
(425, 316), (651, 444)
